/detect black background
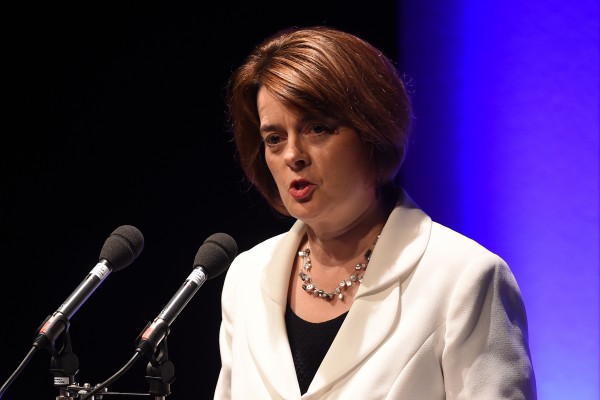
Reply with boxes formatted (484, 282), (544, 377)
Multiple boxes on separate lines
(1, 2), (402, 399)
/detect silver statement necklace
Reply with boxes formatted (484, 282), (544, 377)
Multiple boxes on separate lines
(297, 234), (381, 301)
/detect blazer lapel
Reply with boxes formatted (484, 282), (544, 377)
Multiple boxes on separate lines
(308, 191), (432, 394)
(245, 222), (306, 399)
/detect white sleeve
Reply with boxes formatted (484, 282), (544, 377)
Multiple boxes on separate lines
(442, 252), (537, 399)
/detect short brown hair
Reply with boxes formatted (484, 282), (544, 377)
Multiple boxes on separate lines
(226, 26), (413, 216)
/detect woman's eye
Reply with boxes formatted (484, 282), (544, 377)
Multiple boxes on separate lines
(263, 134), (284, 146)
(310, 124), (333, 135)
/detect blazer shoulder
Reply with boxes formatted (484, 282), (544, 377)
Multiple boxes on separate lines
(430, 222), (501, 257)
(426, 222), (511, 279)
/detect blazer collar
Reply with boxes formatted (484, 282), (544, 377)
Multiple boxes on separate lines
(309, 190), (432, 395)
(249, 190), (432, 398)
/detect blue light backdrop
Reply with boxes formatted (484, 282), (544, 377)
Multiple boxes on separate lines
(399, 1), (599, 399)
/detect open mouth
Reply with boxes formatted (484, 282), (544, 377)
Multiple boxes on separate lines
(289, 179), (314, 199)
(292, 181), (309, 190)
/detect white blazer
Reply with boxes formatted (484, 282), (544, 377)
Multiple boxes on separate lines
(214, 191), (536, 399)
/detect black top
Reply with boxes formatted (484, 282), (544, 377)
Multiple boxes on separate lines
(285, 304), (348, 394)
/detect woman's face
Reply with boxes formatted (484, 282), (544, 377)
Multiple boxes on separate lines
(257, 87), (379, 234)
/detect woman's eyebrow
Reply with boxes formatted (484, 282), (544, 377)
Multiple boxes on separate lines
(259, 123), (283, 135)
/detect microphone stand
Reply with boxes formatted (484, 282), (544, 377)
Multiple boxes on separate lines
(34, 313), (81, 399)
(75, 322), (176, 400)
(32, 314), (175, 400)
(143, 336), (175, 399)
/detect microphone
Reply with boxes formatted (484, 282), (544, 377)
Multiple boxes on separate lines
(79, 232), (237, 400)
(135, 232), (237, 356)
(0, 225), (144, 399)
(33, 225), (145, 351)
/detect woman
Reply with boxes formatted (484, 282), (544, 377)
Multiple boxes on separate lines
(214, 26), (536, 399)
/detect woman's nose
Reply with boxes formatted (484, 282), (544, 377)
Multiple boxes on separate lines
(284, 134), (309, 169)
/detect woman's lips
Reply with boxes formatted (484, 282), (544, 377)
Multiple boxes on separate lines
(289, 179), (315, 200)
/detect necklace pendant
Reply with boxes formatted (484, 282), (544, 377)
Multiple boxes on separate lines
(302, 283), (315, 293)
(298, 249), (310, 257)
(318, 291), (333, 301)
(299, 271), (311, 282)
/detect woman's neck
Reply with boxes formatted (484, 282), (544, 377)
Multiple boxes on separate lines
(304, 201), (389, 266)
